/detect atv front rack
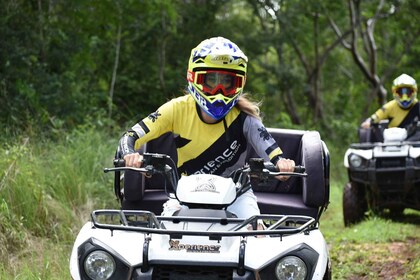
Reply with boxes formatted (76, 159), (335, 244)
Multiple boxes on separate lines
(91, 209), (317, 240)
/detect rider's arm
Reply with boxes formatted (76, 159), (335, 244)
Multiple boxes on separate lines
(242, 115), (295, 180)
(118, 100), (176, 167)
(363, 100), (397, 128)
(119, 131), (139, 156)
(242, 115), (282, 162)
(118, 131), (143, 167)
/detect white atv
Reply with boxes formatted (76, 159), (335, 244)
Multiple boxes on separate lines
(343, 120), (420, 226)
(70, 151), (331, 280)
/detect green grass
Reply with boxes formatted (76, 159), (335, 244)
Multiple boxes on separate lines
(322, 181), (420, 279)
(0, 128), (418, 279)
(0, 125), (119, 279)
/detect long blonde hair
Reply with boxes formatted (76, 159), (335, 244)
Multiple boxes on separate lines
(236, 93), (262, 121)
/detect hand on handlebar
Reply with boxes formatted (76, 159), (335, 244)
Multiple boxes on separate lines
(361, 118), (372, 129)
(123, 153), (143, 168)
(275, 158), (295, 181)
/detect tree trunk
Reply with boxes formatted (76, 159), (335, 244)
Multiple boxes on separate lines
(108, 23), (122, 120)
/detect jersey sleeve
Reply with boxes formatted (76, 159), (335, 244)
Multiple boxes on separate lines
(242, 115), (283, 162)
(119, 100), (175, 155)
(371, 101), (393, 123)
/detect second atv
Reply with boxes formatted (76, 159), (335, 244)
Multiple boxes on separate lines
(343, 120), (420, 226)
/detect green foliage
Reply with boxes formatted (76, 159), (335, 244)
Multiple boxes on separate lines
(0, 125), (118, 274)
(1, 1), (420, 278)
(1, 0), (419, 143)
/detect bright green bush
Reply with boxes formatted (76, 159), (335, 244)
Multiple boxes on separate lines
(0, 125), (118, 270)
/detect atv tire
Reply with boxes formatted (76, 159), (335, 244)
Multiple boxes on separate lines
(343, 182), (367, 226)
(323, 258), (332, 280)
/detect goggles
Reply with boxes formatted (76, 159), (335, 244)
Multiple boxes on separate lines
(396, 87), (414, 97)
(194, 70), (245, 97)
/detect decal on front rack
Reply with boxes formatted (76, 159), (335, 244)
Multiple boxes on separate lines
(169, 240), (221, 253)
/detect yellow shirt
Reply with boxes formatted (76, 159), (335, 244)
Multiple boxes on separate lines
(122, 95), (282, 175)
(371, 99), (419, 128)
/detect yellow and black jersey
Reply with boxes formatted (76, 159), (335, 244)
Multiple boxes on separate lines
(120, 95), (283, 176)
(371, 99), (419, 128)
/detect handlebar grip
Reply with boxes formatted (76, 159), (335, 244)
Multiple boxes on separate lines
(263, 162), (278, 172)
(255, 160), (306, 174)
(293, 165), (305, 173)
(113, 158), (126, 167)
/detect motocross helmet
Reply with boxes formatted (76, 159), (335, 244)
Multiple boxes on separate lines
(187, 37), (248, 120)
(392, 73), (418, 109)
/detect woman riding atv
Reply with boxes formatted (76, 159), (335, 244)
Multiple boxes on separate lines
(118, 37), (295, 220)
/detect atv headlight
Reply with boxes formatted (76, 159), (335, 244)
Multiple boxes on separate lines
(349, 154), (363, 168)
(275, 256), (307, 280)
(84, 250), (116, 280)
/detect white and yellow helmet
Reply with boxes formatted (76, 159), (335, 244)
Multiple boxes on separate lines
(392, 73), (417, 109)
(187, 37), (248, 120)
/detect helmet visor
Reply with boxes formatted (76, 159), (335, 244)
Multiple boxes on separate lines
(195, 70), (244, 97)
(396, 87), (414, 97)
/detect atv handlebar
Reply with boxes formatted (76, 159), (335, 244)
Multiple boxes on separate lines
(248, 158), (306, 179)
(104, 153), (307, 195)
(106, 153), (306, 177)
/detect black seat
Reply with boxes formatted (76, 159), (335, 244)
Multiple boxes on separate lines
(249, 128), (330, 221)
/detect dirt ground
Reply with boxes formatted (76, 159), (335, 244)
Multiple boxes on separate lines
(340, 237), (419, 279)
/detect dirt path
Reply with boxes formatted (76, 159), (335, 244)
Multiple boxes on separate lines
(338, 237), (419, 279)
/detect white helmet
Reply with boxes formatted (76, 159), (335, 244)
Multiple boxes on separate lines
(392, 73), (417, 109)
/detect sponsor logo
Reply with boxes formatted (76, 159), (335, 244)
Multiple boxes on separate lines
(148, 111), (161, 122)
(187, 70), (194, 82)
(194, 90), (208, 108)
(169, 240), (221, 253)
(258, 126), (272, 141)
(211, 55), (230, 63)
(194, 140), (241, 174)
